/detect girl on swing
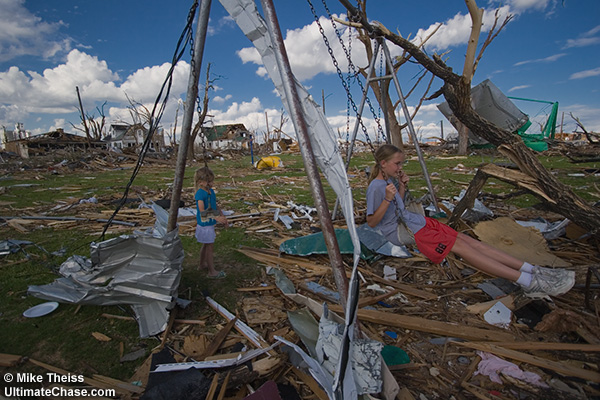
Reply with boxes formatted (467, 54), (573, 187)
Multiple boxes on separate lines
(366, 144), (575, 298)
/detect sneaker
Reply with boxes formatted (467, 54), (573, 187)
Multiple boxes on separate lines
(533, 266), (575, 282)
(523, 270), (575, 299)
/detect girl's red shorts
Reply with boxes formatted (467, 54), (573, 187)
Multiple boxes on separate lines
(414, 217), (458, 264)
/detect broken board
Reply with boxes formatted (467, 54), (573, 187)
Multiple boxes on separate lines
(473, 217), (570, 267)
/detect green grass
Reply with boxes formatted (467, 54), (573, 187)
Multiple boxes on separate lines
(0, 149), (598, 382)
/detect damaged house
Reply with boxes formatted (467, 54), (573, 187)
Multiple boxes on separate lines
(1, 123), (29, 151)
(3, 128), (104, 158)
(199, 123), (251, 151)
(104, 123), (166, 153)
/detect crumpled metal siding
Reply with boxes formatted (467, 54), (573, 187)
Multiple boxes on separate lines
(28, 222), (184, 337)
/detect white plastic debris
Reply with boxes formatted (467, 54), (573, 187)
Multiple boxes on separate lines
(483, 301), (512, 329)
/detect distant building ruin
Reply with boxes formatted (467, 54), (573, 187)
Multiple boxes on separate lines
(199, 123), (251, 151)
(104, 123), (166, 153)
(2, 126), (105, 158)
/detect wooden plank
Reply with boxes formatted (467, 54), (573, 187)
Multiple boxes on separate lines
(357, 288), (400, 308)
(454, 342), (600, 382)
(7, 219), (28, 232)
(237, 247), (330, 275)
(0, 353), (23, 367)
(129, 352), (154, 388)
(101, 313), (206, 326)
(480, 163), (555, 203)
(237, 285), (277, 292)
(158, 308), (177, 350)
(198, 318), (237, 361)
(291, 367), (329, 400)
(216, 371), (231, 400)
(28, 359), (132, 395)
(358, 267), (438, 301)
(469, 342), (600, 352)
(205, 372), (220, 400)
(329, 306), (516, 342)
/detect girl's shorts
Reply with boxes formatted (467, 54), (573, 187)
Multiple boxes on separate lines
(414, 217), (458, 264)
(195, 224), (216, 244)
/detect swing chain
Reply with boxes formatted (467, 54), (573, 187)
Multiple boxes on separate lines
(345, 25), (351, 145)
(307, 0), (385, 153)
(187, 7), (210, 167)
(319, 0), (385, 141)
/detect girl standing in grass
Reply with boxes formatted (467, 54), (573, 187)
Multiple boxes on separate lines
(194, 166), (228, 279)
(366, 144), (575, 298)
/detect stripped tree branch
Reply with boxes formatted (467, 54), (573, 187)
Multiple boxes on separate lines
(473, 10), (513, 75)
(463, 0), (484, 85)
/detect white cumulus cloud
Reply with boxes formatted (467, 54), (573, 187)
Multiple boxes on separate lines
(0, 0), (73, 62)
(0, 48), (190, 129)
(237, 14), (366, 82)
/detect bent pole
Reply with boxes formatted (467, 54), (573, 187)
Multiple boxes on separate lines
(168, 0), (212, 232)
(260, 0), (349, 305)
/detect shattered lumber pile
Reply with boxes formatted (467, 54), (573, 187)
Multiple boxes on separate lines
(3, 238), (599, 399)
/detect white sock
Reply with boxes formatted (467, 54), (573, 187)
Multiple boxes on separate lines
(519, 262), (536, 273)
(516, 271), (533, 287)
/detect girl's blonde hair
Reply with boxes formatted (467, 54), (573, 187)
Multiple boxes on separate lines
(194, 166), (214, 192)
(368, 144), (404, 183)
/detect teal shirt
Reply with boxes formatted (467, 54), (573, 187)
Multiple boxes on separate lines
(195, 188), (217, 226)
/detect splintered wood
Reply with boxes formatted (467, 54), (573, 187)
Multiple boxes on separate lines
(209, 239), (598, 399)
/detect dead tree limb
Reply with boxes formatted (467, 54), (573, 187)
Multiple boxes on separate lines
(339, 1), (441, 147)
(188, 63), (213, 160)
(473, 9), (513, 75)
(571, 112), (599, 145)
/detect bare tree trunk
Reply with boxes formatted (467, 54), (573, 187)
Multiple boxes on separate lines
(457, 119), (469, 155)
(188, 63), (212, 161)
(388, 114), (402, 148)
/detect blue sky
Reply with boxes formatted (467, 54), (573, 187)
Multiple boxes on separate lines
(1, 0), (599, 144)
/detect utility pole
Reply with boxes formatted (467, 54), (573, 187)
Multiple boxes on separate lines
(76, 86), (91, 145)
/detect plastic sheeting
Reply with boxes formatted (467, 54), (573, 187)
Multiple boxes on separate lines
(28, 205), (184, 338)
(438, 79), (529, 145)
(278, 225), (412, 259)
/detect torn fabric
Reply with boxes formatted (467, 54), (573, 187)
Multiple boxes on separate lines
(474, 351), (549, 388)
